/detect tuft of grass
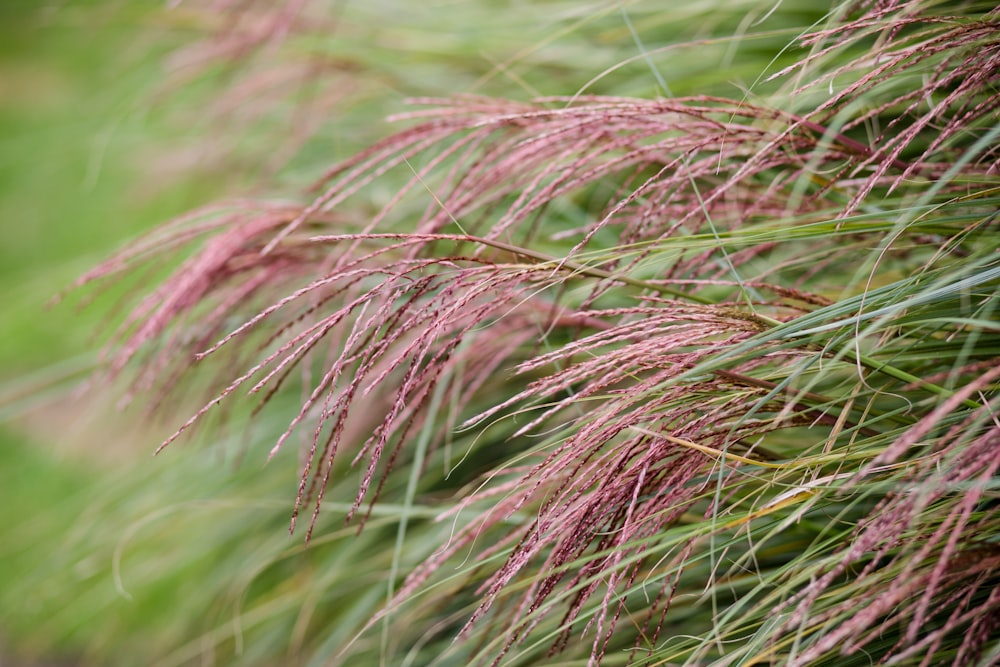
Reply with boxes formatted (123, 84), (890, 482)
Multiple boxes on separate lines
(57, 0), (1000, 665)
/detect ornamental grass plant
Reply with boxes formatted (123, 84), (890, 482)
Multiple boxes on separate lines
(34, 0), (1000, 665)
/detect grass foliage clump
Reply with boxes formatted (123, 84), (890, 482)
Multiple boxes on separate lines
(74, 0), (998, 665)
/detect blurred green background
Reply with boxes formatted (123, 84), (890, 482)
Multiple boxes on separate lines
(0, 4), (257, 664)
